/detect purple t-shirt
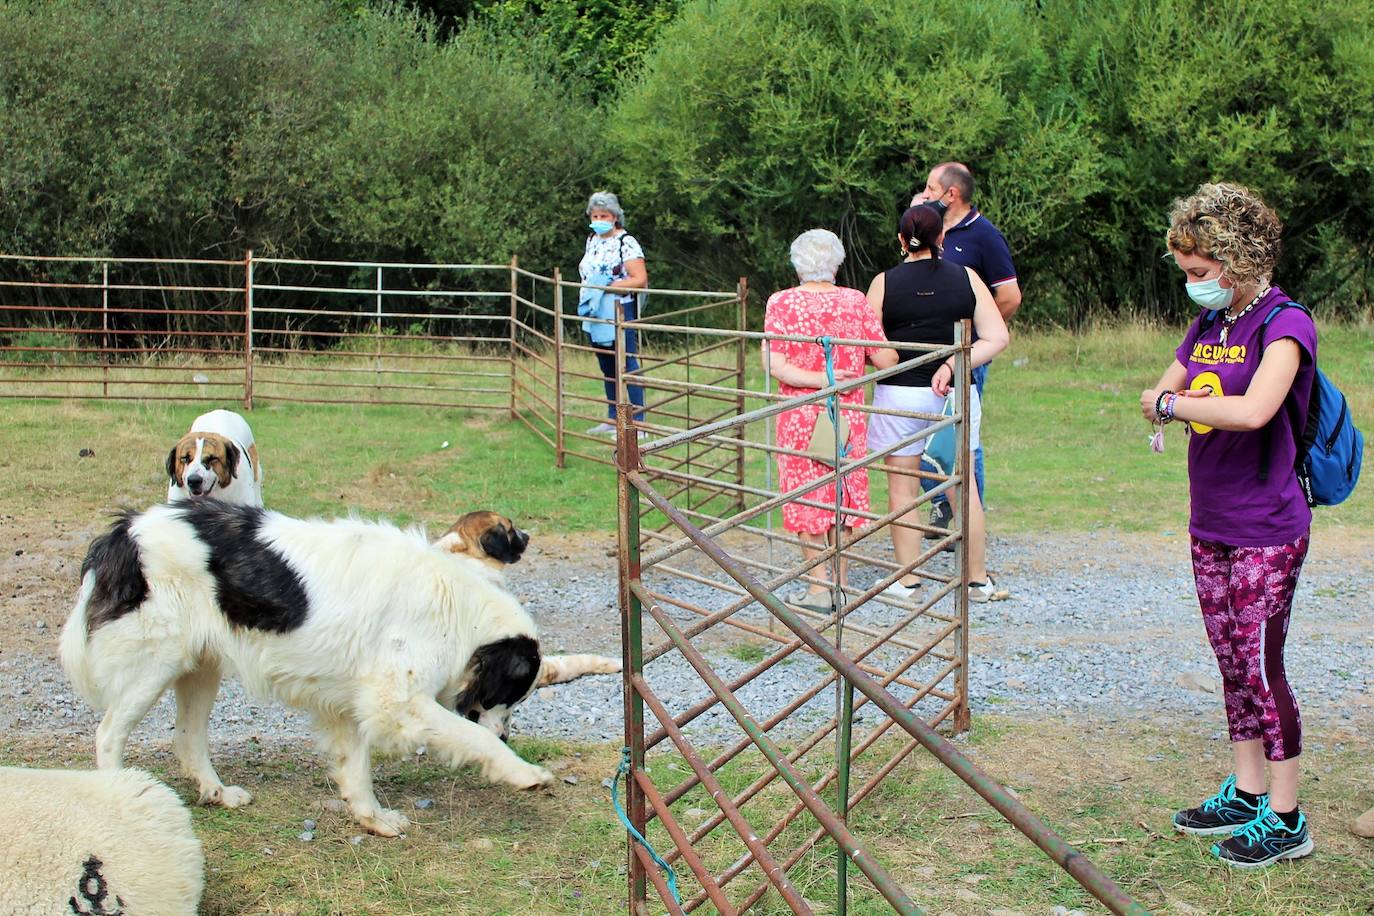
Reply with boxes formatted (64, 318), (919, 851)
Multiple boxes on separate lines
(1174, 287), (1317, 546)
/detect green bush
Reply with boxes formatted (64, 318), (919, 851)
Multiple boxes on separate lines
(1, 0), (1371, 327)
(609, 0), (1373, 322)
(1037, 0), (1374, 321)
(0, 0), (597, 279)
(606, 0), (1104, 317)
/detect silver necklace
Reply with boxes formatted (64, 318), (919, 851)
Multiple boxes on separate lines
(1218, 287), (1269, 347)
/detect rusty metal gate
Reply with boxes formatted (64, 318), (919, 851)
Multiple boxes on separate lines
(613, 322), (1146, 914)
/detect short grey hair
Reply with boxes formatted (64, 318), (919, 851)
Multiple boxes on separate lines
(585, 190), (625, 225)
(789, 229), (845, 283)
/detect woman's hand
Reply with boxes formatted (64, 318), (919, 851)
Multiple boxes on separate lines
(932, 362), (955, 397)
(1140, 388), (1163, 422)
(768, 353), (859, 389)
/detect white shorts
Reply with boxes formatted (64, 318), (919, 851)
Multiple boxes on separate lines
(867, 383), (982, 458)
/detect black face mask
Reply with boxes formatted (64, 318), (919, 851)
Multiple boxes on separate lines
(928, 197), (949, 214)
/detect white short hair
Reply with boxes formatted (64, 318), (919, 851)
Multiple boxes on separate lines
(790, 229), (845, 283)
(585, 191), (625, 225)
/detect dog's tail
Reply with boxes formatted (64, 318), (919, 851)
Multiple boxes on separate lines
(59, 572), (103, 709)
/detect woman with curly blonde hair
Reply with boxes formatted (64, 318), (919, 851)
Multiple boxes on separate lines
(1139, 182), (1318, 867)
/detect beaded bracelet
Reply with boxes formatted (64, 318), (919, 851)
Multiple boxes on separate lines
(1154, 390), (1173, 423)
(1163, 392), (1179, 421)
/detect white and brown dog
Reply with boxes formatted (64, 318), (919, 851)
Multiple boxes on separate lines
(434, 511), (620, 690)
(61, 502), (559, 837)
(166, 409), (263, 506)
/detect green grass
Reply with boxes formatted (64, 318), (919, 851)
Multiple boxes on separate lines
(976, 318), (1374, 534)
(726, 642), (770, 664)
(0, 397), (617, 534)
(7, 716), (1369, 914)
(3, 320), (1370, 535)
(3, 323), (1373, 913)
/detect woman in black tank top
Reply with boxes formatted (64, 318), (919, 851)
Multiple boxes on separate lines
(865, 204), (1010, 603)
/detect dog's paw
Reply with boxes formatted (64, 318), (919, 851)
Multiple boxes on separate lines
(218, 785), (253, 808)
(511, 764), (555, 791)
(356, 807), (410, 838)
(593, 658), (623, 675)
(201, 784), (253, 808)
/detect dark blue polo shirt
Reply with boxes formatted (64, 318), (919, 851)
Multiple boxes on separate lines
(942, 208), (1017, 291)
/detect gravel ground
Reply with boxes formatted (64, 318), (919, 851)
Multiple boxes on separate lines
(2, 523), (1370, 754)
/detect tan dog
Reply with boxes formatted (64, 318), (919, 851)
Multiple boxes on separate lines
(434, 512), (620, 688)
(166, 409), (263, 506)
(433, 511), (530, 568)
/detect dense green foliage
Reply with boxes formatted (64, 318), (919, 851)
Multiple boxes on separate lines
(1, 0), (1371, 323)
(0, 0), (595, 268)
(399, 0), (684, 99)
(613, 0), (1374, 322)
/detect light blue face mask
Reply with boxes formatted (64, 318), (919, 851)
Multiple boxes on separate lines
(1185, 274), (1235, 310)
(589, 220), (615, 235)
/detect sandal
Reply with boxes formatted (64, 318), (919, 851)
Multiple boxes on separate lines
(785, 588), (836, 613)
(968, 576), (1011, 603)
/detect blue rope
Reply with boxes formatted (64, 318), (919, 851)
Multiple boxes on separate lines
(611, 746), (681, 904)
(818, 335), (849, 478)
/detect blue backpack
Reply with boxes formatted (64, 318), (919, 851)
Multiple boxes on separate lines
(1200, 300), (1363, 506)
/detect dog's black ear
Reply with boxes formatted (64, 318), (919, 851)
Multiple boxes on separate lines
(222, 440), (240, 479)
(479, 526), (526, 564)
(165, 446), (179, 483)
(455, 635), (541, 711)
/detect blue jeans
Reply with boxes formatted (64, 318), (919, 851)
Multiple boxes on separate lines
(593, 297), (645, 420)
(923, 362), (986, 503)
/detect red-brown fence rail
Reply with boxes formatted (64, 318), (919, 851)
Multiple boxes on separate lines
(0, 254), (747, 481)
(0, 253), (250, 403)
(613, 323), (1147, 915)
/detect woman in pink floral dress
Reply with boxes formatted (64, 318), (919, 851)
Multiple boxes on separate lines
(764, 229), (897, 611)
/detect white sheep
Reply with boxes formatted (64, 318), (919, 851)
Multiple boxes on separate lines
(0, 766), (204, 915)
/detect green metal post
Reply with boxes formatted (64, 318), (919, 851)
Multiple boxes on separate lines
(617, 411), (647, 911)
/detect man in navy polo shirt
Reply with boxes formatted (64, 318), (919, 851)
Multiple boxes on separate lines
(911, 162), (1021, 535)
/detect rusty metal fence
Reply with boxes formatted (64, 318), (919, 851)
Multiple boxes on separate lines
(0, 253), (251, 403)
(3, 251), (1145, 912)
(613, 323), (1146, 914)
(0, 253), (747, 480)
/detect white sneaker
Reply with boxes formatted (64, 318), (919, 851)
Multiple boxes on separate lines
(881, 579), (921, 599)
(587, 421), (616, 435)
(968, 577), (1010, 603)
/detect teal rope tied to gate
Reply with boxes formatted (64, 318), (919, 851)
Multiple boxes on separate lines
(611, 746), (682, 904)
(819, 335), (849, 474)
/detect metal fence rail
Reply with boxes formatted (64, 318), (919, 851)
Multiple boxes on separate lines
(2, 250), (1145, 913)
(0, 254), (748, 460)
(613, 323), (1146, 914)
(0, 253), (250, 402)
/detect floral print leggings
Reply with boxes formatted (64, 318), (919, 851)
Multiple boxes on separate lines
(1190, 534), (1308, 762)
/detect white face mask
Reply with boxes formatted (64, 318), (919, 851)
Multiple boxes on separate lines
(1185, 274), (1236, 310)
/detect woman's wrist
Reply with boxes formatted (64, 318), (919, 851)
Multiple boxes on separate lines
(1154, 389), (1180, 423)
(1154, 390), (1170, 421)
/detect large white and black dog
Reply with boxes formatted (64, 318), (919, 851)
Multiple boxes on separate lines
(60, 501), (556, 837)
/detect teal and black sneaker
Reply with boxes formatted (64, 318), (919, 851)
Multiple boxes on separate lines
(1173, 775), (1266, 836)
(1211, 800), (1315, 868)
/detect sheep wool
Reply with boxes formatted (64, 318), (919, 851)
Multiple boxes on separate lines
(0, 766), (203, 915)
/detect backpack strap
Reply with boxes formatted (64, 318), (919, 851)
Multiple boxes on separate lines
(1196, 308), (1222, 336)
(1254, 297), (1313, 482)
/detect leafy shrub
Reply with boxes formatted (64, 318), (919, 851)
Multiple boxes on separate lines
(0, 0), (597, 284)
(2, 0), (1371, 329)
(1036, 0), (1374, 320)
(606, 0), (1104, 317)
(610, 0), (1373, 322)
